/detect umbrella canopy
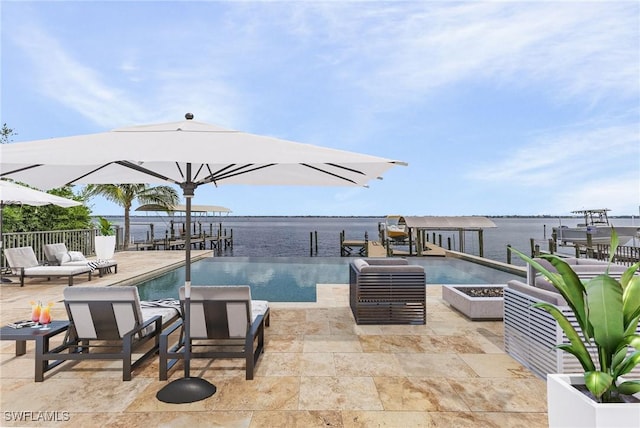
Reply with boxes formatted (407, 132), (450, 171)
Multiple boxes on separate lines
(0, 117), (404, 190)
(0, 180), (81, 207)
(0, 114), (406, 402)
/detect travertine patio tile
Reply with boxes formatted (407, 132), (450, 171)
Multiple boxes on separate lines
(303, 334), (362, 353)
(342, 410), (433, 427)
(398, 353), (478, 378)
(0, 252), (547, 425)
(447, 378), (548, 412)
(334, 352), (404, 377)
(299, 376), (383, 410)
(374, 376), (470, 412)
(459, 353), (538, 378)
(250, 410), (342, 428)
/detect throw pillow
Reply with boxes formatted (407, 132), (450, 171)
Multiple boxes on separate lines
(68, 251), (86, 262)
(55, 251), (68, 264)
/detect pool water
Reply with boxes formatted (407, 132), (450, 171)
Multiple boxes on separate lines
(136, 257), (523, 302)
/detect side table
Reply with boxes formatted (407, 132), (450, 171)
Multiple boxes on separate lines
(97, 261), (118, 277)
(0, 320), (70, 381)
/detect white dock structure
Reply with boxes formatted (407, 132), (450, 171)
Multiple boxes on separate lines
(382, 216), (497, 257)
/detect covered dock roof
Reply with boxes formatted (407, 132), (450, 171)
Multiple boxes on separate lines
(394, 216), (496, 256)
(136, 204), (231, 215)
(402, 216), (496, 230)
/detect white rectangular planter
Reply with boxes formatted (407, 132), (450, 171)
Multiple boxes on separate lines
(94, 235), (116, 260)
(442, 285), (503, 320)
(547, 374), (640, 428)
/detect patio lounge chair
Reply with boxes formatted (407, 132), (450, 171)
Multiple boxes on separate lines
(3, 246), (92, 287)
(43, 243), (118, 277)
(159, 285), (270, 381)
(36, 286), (180, 381)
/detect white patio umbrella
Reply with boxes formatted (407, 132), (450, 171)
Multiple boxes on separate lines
(0, 113), (407, 402)
(0, 180), (82, 282)
(0, 180), (82, 207)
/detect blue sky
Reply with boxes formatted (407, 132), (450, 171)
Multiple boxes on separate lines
(2, 1), (639, 217)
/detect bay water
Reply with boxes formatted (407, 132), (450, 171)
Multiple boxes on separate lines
(107, 215), (639, 266)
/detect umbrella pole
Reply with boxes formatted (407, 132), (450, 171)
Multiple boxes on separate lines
(0, 202), (11, 283)
(156, 164), (216, 403)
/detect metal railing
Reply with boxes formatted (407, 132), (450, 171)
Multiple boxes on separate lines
(1, 227), (123, 267)
(525, 238), (639, 266)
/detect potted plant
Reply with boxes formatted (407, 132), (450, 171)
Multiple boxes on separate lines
(94, 216), (116, 260)
(511, 229), (640, 427)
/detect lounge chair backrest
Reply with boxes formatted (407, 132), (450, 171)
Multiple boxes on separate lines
(179, 285), (252, 339)
(63, 286), (144, 340)
(4, 247), (39, 272)
(44, 243), (68, 265)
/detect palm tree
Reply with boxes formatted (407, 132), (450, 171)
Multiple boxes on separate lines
(83, 184), (179, 250)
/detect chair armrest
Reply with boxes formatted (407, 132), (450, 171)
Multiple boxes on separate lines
(160, 318), (183, 338)
(123, 315), (162, 339)
(249, 313), (265, 337)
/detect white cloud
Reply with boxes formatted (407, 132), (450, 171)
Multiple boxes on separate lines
(468, 121), (639, 185)
(467, 120), (640, 214)
(7, 2), (638, 127)
(552, 173), (640, 215)
(8, 25), (143, 128)
(283, 2), (639, 106)
(7, 18), (244, 129)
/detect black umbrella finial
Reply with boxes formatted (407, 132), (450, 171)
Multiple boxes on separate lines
(185, 113), (194, 120)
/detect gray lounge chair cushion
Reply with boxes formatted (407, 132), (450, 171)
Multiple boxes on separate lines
(5, 246), (40, 270)
(507, 280), (568, 306)
(4, 246), (91, 276)
(351, 258), (422, 274)
(64, 286), (172, 338)
(23, 265), (91, 276)
(44, 243), (68, 265)
(44, 243), (117, 270)
(179, 285), (269, 339)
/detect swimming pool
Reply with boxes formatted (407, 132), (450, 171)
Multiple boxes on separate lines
(136, 257), (523, 302)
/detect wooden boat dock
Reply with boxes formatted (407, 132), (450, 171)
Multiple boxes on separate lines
(133, 232), (233, 252)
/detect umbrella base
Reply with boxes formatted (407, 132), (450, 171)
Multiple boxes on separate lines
(156, 377), (216, 403)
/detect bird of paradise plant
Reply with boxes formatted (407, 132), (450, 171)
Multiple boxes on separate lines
(510, 228), (640, 403)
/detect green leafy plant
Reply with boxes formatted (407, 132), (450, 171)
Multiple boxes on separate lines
(510, 228), (640, 403)
(95, 216), (114, 236)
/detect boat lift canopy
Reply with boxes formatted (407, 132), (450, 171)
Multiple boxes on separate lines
(402, 216), (496, 230)
(136, 204), (232, 216)
(399, 216), (496, 255)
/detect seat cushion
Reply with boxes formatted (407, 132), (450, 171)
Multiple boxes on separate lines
(179, 285), (269, 339)
(64, 286), (144, 339)
(251, 300), (269, 322)
(4, 247), (40, 270)
(24, 265), (91, 276)
(44, 243), (69, 265)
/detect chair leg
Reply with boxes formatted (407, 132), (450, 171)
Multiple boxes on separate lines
(159, 334), (168, 381)
(245, 333), (254, 380)
(123, 337), (132, 381)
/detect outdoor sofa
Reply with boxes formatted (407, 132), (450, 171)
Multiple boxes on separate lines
(505, 258), (640, 379)
(349, 258), (426, 325)
(526, 256), (628, 287)
(3, 246), (92, 287)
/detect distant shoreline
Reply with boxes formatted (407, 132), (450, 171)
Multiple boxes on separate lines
(97, 214), (638, 219)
